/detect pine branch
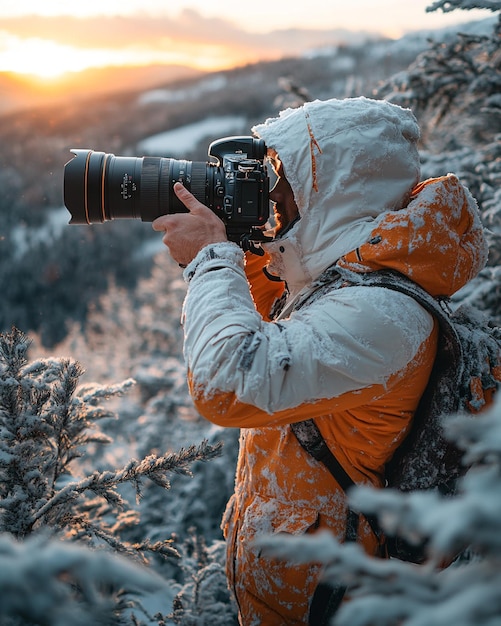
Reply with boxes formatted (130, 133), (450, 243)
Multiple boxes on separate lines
(132, 538), (180, 561)
(76, 379), (136, 405)
(32, 440), (224, 524)
(0, 327), (30, 376)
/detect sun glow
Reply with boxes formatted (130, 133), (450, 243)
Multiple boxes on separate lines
(0, 36), (104, 78)
(0, 33), (245, 81)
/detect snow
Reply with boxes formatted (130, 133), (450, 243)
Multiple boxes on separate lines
(137, 74), (229, 105)
(137, 115), (248, 156)
(11, 207), (68, 258)
(0, 533), (170, 625)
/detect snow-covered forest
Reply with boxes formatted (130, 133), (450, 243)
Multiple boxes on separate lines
(1, 1), (500, 624)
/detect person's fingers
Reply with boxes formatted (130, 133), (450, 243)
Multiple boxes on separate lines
(173, 181), (194, 205)
(152, 214), (170, 231)
(152, 183), (213, 232)
(173, 182), (215, 217)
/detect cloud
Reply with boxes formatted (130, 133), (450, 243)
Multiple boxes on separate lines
(0, 10), (375, 61)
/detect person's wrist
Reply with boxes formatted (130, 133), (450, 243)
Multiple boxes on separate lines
(183, 241), (243, 281)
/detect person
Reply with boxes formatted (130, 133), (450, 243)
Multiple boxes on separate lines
(152, 97), (488, 625)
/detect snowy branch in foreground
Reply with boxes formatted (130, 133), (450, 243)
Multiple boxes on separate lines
(347, 402), (501, 562)
(0, 532), (167, 626)
(0, 327), (230, 623)
(255, 505), (501, 626)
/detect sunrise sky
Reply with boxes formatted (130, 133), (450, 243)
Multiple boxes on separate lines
(0, 1), (489, 79)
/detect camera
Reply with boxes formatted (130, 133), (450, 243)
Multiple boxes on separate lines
(63, 136), (270, 246)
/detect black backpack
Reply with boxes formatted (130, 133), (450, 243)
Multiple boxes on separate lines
(291, 268), (501, 563)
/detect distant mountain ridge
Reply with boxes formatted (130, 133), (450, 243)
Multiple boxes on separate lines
(0, 64), (204, 115)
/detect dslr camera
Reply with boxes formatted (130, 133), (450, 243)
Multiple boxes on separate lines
(63, 136), (270, 247)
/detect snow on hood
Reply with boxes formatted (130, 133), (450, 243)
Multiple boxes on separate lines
(252, 97), (421, 294)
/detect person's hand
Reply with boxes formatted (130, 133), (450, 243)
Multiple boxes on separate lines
(152, 182), (227, 266)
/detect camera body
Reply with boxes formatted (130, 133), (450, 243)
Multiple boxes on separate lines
(63, 136), (270, 245)
(206, 137), (269, 242)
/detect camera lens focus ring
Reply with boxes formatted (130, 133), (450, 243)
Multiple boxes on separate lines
(141, 157), (161, 218)
(189, 162), (207, 204)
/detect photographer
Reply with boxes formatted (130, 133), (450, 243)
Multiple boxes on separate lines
(152, 97), (487, 625)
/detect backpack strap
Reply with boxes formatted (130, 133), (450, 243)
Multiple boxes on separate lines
(290, 419), (355, 493)
(291, 418), (380, 532)
(292, 419), (363, 625)
(342, 269), (469, 490)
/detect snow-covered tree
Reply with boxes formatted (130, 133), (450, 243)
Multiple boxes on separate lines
(0, 327), (224, 624)
(169, 531), (238, 626)
(380, 1), (500, 146)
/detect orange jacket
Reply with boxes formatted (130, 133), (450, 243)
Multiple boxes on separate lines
(181, 98), (488, 624)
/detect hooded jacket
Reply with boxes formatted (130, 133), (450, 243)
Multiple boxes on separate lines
(180, 97), (488, 625)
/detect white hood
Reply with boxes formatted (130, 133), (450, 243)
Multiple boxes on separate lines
(252, 97), (421, 296)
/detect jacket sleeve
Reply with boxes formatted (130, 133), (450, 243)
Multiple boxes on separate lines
(181, 242), (435, 428)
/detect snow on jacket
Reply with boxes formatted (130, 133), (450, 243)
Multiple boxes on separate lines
(180, 97), (488, 625)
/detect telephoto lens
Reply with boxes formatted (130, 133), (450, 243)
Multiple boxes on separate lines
(63, 150), (208, 224)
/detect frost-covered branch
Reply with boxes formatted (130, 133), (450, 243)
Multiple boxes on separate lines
(0, 328), (136, 537)
(32, 440), (224, 525)
(169, 531), (238, 625)
(0, 533), (167, 626)
(0, 327), (231, 623)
